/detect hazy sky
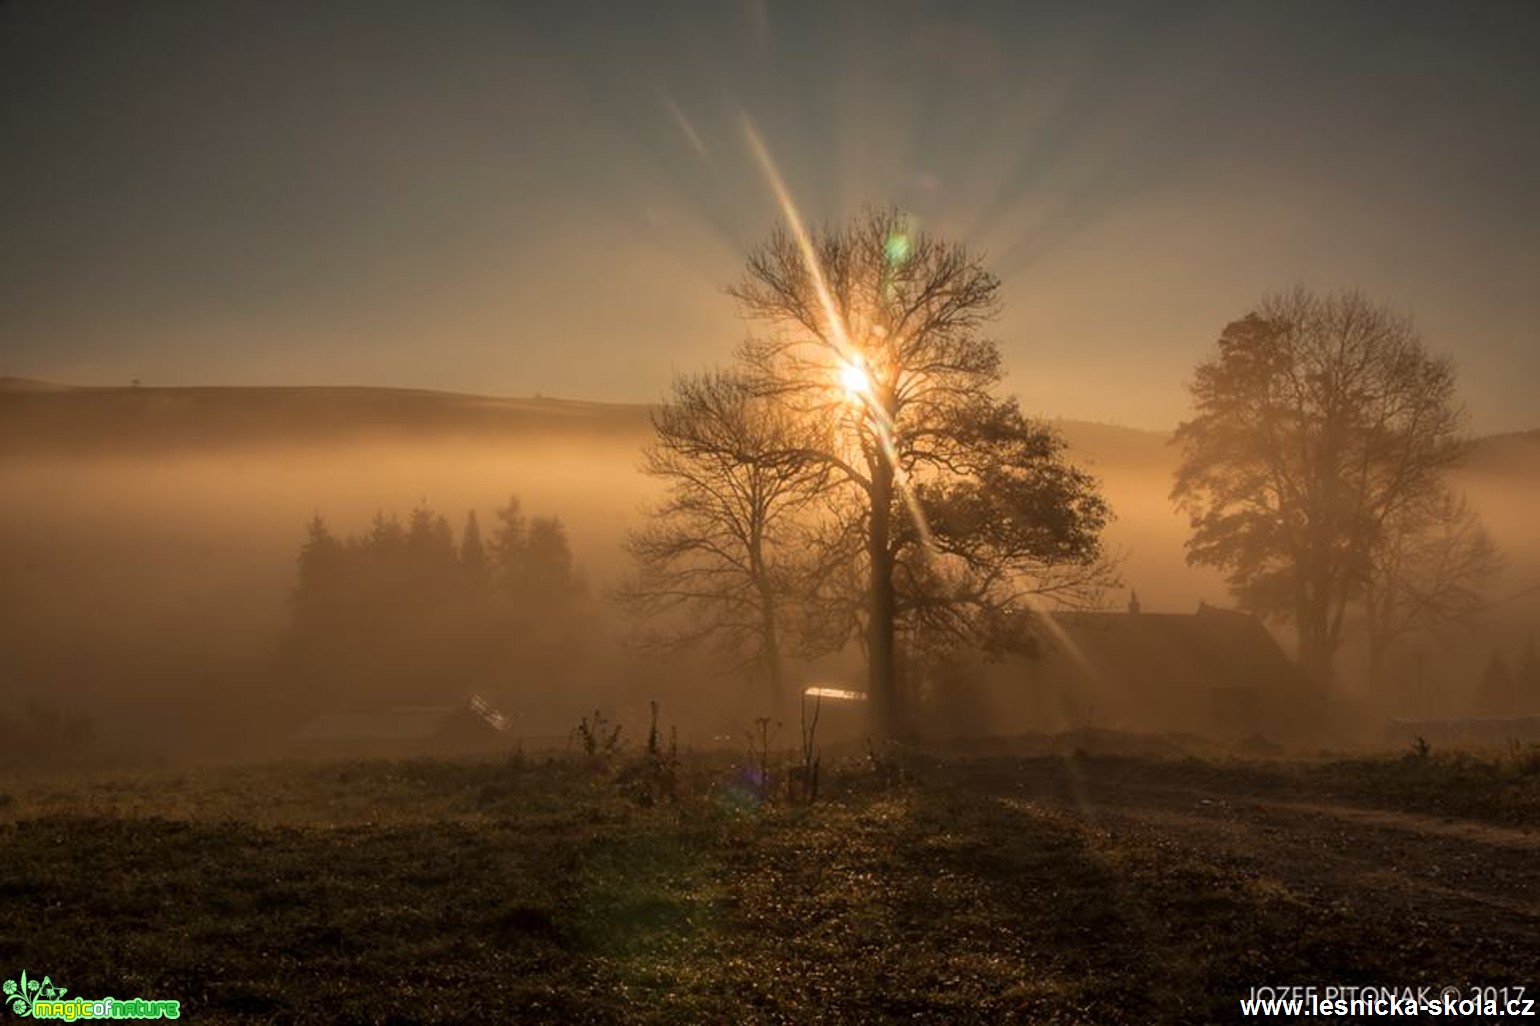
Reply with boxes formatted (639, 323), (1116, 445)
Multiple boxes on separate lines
(2, 1), (1537, 431)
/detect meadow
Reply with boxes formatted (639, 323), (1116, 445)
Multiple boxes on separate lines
(3, 745), (1537, 1024)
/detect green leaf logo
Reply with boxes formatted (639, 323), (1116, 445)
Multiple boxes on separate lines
(4, 969), (35, 1016)
(1, 970), (64, 1017)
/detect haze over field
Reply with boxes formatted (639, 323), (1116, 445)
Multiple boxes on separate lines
(2, 381), (1535, 759)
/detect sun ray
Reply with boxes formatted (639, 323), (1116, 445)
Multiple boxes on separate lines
(660, 90), (714, 167)
(740, 115), (855, 361)
(740, 115), (937, 554)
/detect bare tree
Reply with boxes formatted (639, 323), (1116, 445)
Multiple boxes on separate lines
(1364, 489), (1502, 688)
(1172, 286), (1471, 685)
(730, 206), (1112, 736)
(620, 368), (830, 714)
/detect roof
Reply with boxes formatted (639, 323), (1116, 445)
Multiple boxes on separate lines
(982, 602), (1315, 737)
(1039, 603), (1301, 696)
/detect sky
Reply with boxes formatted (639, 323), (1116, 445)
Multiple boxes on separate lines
(2, 0), (1537, 432)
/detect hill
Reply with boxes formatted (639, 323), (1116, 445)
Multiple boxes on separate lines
(0, 381), (1177, 464)
(5, 380), (1530, 472)
(0, 375), (72, 392)
(0, 382), (652, 455)
(1458, 428), (1540, 475)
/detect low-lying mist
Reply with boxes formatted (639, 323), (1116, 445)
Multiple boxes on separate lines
(0, 436), (659, 758)
(3, 406), (1536, 767)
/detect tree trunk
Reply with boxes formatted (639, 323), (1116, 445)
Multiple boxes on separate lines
(868, 455), (899, 739)
(1295, 528), (1338, 689)
(1296, 588), (1335, 689)
(1365, 578), (1390, 704)
(759, 577), (787, 719)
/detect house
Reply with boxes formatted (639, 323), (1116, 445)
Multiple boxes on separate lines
(291, 693), (512, 757)
(933, 599), (1320, 744)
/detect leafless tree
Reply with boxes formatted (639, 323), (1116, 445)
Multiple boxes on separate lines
(730, 206), (1112, 737)
(619, 368), (830, 714)
(1364, 488), (1502, 688)
(1172, 285), (1473, 685)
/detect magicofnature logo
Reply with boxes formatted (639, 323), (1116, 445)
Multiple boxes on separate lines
(4, 971), (61, 1017)
(4, 971), (180, 1020)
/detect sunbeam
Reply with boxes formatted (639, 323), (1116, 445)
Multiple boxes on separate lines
(740, 114), (938, 554)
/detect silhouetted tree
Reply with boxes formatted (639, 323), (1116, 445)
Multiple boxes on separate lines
(489, 496), (528, 600)
(486, 496), (581, 612)
(729, 206), (1112, 737)
(1173, 286), (1469, 685)
(405, 504), (457, 601)
(289, 514), (350, 675)
(459, 509), (489, 596)
(293, 514), (344, 617)
(406, 504), (455, 561)
(481, 495), (586, 681)
(366, 511), (406, 553)
(621, 368), (831, 713)
(525, 517), (579, 605)
(1364, 489), (1501, 689)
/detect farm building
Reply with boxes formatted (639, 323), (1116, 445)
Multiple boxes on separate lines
(291, 693), (512, 758)
(932, 599), (1321, 744)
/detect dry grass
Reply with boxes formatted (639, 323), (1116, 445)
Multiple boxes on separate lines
(1, 749), (1535, 1024)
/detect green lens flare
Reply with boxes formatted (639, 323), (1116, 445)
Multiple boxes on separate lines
(884, 231), (911, 266)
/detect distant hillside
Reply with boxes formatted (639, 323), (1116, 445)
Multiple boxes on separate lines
(1458, 429), (1540, 475)
(0, 375), (73, 392)
(0, 381), (1172, 462)
(0, 383), (653, 455)
(0, 381), (1530, 470)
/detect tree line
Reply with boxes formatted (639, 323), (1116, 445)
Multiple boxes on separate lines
(285, 497), (586, 709)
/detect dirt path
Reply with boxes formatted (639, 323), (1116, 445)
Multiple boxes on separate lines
(1084, 796), (1540, 916)
(1257, 798), (1540, 851)
(954, 758), (1540, 985)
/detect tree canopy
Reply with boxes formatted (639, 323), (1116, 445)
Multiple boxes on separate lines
(628, 207), (1113, 737)
(621, 368), (831, 714)
(1172, 285), (1489, 685)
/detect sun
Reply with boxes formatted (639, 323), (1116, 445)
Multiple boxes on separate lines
(838, 358), (871, 401)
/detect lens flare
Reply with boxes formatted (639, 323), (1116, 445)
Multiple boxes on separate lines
(740, 114), (937, 554)
(839, 359), (871, 399)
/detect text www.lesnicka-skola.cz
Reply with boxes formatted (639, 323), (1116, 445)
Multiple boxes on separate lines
(1240, 985), (1535, 1018)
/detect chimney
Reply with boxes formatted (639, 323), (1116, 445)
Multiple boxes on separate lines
(1127, 590), (1141, 614)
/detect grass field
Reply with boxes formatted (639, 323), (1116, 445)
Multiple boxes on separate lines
(2, 746), (1537, 1024)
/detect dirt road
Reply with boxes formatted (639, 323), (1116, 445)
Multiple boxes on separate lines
(959, 757), (1540, 996)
